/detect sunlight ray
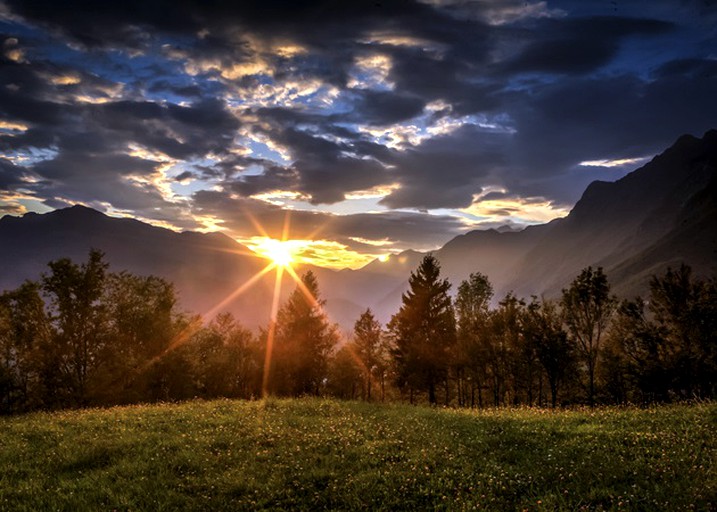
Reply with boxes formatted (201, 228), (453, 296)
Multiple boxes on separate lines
(284, 264), (321, 310)
(262, 264), (285, 397)
(281, 209), (291, 241)
(343, 341), (373, 393)
(243, 208), (271, 239)
(203, 262), (277, 318)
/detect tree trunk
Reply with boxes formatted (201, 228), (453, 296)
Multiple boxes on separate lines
(428, 381), (436, 405)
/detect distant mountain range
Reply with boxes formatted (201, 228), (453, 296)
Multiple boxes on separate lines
(1, 130), (715, 330)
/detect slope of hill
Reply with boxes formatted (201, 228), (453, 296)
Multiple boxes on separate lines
(344, 129), (716, 312)
(504, 129), (717, 298)
(0, 205), (277, 327)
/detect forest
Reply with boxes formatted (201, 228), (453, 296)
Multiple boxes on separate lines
(0, 250), (715, 413)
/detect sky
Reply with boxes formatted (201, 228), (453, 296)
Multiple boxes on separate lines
(0, 0), (716, 269)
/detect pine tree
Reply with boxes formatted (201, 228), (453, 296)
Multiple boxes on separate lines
(353, 308), (383, 400)
(388, 255), (456, 405)
(271, 271), (338, 396)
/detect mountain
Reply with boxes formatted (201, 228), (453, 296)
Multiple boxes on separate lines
(340, 129), (717, 315)
(0, 206), (278, 327)
(1, 130), (715, 329)
(503, 129), (717, 298)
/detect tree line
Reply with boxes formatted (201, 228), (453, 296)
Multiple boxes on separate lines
(0, 250), (715, 413)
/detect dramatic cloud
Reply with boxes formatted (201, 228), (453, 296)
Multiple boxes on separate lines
(1, 0), (715, 267)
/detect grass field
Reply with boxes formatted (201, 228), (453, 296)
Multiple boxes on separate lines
(0, 399), (714, 511)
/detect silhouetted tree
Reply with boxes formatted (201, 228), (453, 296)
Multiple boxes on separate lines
(187, 313), (257, 399)
(0, 282), (51, 412)
(42, 249), (109, 406)
(648, 265), (716, 398)
(327, 344), (363, 399)
(524, 299), (574, 407)
(388, 255), (456, 405)
(353, 308), (384, 400)
(101, 272), (181, 403)
(561, 267), (615, 405)
(488, 293), (525, 405)
(455, 272), (493, 407)
(270, 271), (338, 396)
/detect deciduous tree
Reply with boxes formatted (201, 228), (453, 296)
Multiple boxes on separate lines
(561, 267), (615, 405)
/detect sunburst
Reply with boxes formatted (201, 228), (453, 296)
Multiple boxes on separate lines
(135, 210), (330, 398)
(252, 238), (296, 267)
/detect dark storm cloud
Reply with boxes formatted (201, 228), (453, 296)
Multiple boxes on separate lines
(499, 16), (674, 75)
(0, 57), (65, 126)
(0, 158), (26, 188)
(501, 65), (717, 203)
(380, 125), (509, 209)
(347, 90), (426, 126)
(234, 125), (389, 204)
(147, 80), (203, 98)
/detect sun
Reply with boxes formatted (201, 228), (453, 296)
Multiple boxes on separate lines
(256, 238), (295, 267)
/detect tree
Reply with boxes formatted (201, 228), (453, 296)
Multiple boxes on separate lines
(327, 344), (363, 399)
(524, 299), (574, 407)
(455, 273), (493, 407)
(101, 272), (181, 403)
(561, 267), (616, 405)
(603, 297), (668, 403)
(269, 271), (338, 396)
(487, 293), (525, 405)
(0, 282), (52, 412)
(388, 255), (456, 405)
(187, 313), (258, 399)
(647, 265), (716, 399)
(42, 249), (109, 406)
(353, 308), (384, 400)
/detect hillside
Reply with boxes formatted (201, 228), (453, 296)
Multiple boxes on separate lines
(340, 129), (717, 313)
(1, 398), (714, 510)
(505, 129), (717, 298)
(0, 205), (278, 327)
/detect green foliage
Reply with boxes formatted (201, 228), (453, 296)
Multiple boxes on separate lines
(326, 345), (363, 399)
(524, 299), (575, 407)
(0, 281), (51, 411)
(0, 399), (714, 511)
(605, 265), (717, 402)
(269, 271), (339, 397)
(352, 308), (387, 400)
(389, 255), (456, 404)
(562, 267), (616, 405)
(486, 293), (526, 406)
(0, 248), (714, 413)
(454, 273), (493, 407)
(42, 249), (109, 406)
(649, 264), (717, 398)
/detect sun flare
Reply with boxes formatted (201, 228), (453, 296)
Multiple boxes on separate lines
(254, 238), (295, 267)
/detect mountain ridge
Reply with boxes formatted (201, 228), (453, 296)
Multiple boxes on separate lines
(1, 130), (715, 329)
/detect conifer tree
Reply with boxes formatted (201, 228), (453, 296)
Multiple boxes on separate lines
(272, 271), (338, 396)
(388, 255), (456, 404)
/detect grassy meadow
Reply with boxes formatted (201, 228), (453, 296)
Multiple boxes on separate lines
(0, 399), (714, 511)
